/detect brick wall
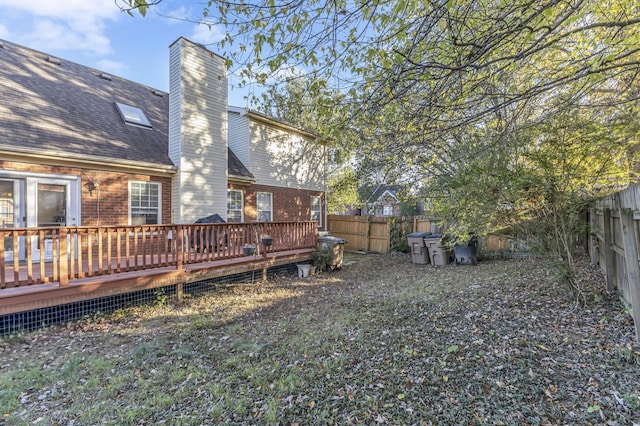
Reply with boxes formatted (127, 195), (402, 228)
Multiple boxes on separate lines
(2, 160), (323, 228)
(0, 161), (172, 226)
(229, 183), (325, 229)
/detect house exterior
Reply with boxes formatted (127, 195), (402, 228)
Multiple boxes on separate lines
(0, 37), (327, 263)
(362, 185), (403, 217)
(227, 107), (327, 226)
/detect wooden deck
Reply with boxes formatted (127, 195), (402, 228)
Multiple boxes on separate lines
(0, 248), (314, 316)
(0, 222), (318, 316)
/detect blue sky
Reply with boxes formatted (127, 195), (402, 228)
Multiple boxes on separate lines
(0, 0), (255, 106)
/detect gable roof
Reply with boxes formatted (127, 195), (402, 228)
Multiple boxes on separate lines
(0, 39), (175, 173)
(228, 147), (255, 182)
(228, 106), (320, 140)
(366, 185), (403, 203)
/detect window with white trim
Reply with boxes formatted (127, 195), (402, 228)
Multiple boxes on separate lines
(227, 189), (244, 223)
(129, 181), (161, 225)
(257, 192), (272, 222)
(310, 195), (322, 226)
(382, 205), (394, 216)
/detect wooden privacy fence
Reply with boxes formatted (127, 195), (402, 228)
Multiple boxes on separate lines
(327, 215), (390, 253)
(0, 221), (318, 289)
(328, 215), (513, 254)
(327, 215), (439, 253)
(591, 184), (640, 339)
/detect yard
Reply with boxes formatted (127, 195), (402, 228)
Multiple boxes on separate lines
(1, 252), (639, 425)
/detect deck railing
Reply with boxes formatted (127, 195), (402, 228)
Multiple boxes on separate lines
(0, 221), (318, 289)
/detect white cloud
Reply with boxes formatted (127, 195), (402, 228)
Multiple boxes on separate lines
(0, 0), (119, 55)
(20, 19), (113, 56)
(191, 22), (225, 45)
(0, 0), (119, 20)
(160, 6), (191, 24)
(95, 59), (129, 76)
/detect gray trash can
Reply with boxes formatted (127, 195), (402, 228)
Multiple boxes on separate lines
(407, 232), (432, 264)
(424, 234), (452, 266)
(317, 235), (348, 270)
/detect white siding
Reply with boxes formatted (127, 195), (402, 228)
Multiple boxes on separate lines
(168, 40), (183, 223)
(249, 120), (327, 191)
(168, 38), (228, 223)
(228, 110), (251, 168)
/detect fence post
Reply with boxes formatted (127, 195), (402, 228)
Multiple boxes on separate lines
(603, 208), (616, 292)
(619, 208), (640, 340)
(366, 216), (372, 252)
(589, 208), (597, 266)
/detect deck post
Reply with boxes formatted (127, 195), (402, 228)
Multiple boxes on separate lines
(59, 229), (69, 286)
(176, 282), (183, 303)
(262, 242), (268, 282)
(177, 226), (183, 270)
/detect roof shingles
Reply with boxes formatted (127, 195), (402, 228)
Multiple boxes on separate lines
(0, 39), (172, 167)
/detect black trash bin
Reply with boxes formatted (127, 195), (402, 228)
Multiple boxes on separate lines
(454, 236), (478, 265)
(192, 214), (227, 252)
(407, 232), (432, 264)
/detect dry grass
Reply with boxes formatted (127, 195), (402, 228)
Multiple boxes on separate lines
(1, 252), (639, 425)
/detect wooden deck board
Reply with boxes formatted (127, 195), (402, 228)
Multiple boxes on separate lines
(0, 248), (314, 316)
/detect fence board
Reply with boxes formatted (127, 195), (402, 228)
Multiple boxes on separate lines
(592, 184), (640, 340)
(619, 208), (640, 340)
(327, 215), (393, 253)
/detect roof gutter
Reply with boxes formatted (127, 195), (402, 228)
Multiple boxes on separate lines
(228, 174), (257, 185)
(229, 106), (322, 140)
(0, 146), (177, 176)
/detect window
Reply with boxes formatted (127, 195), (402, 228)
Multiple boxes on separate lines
(129, 181), (161, 225)
(227, 189), (244, 223)
(382, 205), (394, 216)
(256, 192), (272, 222)
(116, 102), (152, 128)
(310, 195), (322, 226)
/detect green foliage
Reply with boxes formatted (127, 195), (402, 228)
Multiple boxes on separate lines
(389, 216), (411, 253)
(427, 103), (637, 291)
(154, 288), (168, 307)
(312, 248), (332, 272)
(327, 168), (360, 214)
(120, 0), (157, 16)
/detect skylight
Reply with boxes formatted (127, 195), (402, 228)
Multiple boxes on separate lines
(115, 102), (152, 128)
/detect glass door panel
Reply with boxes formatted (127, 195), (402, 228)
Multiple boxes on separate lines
(0, 179), (25, 261)
(37, 183), (67, 227)
(0, 180), (16, 261)
(36, 183), (67, 260)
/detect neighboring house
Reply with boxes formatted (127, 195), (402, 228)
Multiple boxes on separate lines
(0, 37), (327, 261)
(366, 185), (403, 217)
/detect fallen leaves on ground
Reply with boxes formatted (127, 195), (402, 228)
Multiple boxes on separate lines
(0, 253), (639, 425)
